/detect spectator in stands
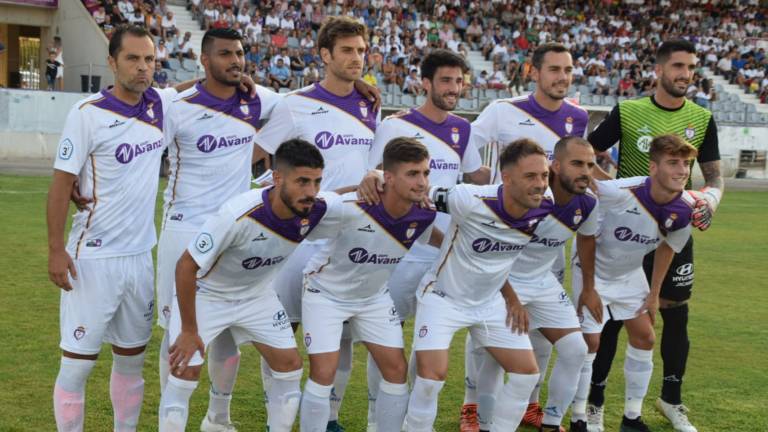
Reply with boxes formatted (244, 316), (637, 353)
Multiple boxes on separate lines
(572, 59), (586, 85)
(300, 31), (314, 50)
(403, 68), (422, 95)
(117, 0), (133, 21)
(128, 9), (144, 26)
(616, 73), (636, 97)
(393, 57), (407, 88)
(593, 69), (610, 96)
(269, 57), (292, 91)
(245, 44), (261, 66)
(363, 67), (378, 87)
(487, 62), (507, 89)
(264, 9), (280, 29)
(272, 47), (289, 67)
(475, 70), (488, 89)
(236, 5), (251, 27)
(174, 31), (192, 59)
(253, 58), (270, 84)
(156, 38), (170, 69)
(695, 78), (715, 109)
(160, 11), (177, 40)
(93, 6), (107, 26)
(271, 28), (288, 49)
(202, 2), (219, 30)
(102, 15), (116, 37)
(52, 36), (64, 91)
(45, 50), (61, 91)
(507, 59), (523, 95)
(304, 61), (321, 85)
(289, 48), (305, 85)
(153, 60), (169, 88)
(381, 56), (396, 86)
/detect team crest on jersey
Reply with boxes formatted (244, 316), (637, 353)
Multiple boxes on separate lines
(451, 127), (460, 144)
(565, 116), (574, 134)
(664, 213), (678, 229)
(146, 103), (154, 119)
(406, 222), (418, 239)
(73, 326), (86, 340)
(359, 101), (368, 118)
(299, 218), (310, 236)
(684, 125), (695, 140)
(240, 100), (250, 115)
(573, 209), (582, 226)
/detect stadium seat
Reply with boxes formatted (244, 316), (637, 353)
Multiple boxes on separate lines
(587, 76), (596, 86)
(415, 95), (426, 106)
(746, 104), (757, 113)
(167, 58), (181, 71)
(458, 98), (474, 111)
(748, 113), (762, 123)
(603, 95), (616, 106)
(714, 111), (727, 122)
(181, 59), (198, 72)
(499, 89), (512, 99)
(580, 93), (592, 105)
(710, 101), (721, 111)
(617, 96), (627, 103)
(175, 70), (195, 82)
(578, 84), (590, 95)
(729, 112), (745, 123)
(527, 82), (536, 92)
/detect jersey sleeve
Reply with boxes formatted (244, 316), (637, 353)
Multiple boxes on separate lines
(306, 192), (346, 241)
(446, 184), (475, 222)
(577, 199), (600, 236)
(663, 224), (691, 253)
(53, 104), (92, 175)
(469, 102), (499, 149)
(696, 116), (720, 163)
(368, 118), (399, 169)
(157, 87), (178, 116)
(414, 220), (435, 245)
(188, 207), (241, 275)
(588, 104), (622, 152)
(460, 144), (483, 173)
(594, 178), (632, 207)
(256, 85), (283, 120)
(254, 96), (297, 154)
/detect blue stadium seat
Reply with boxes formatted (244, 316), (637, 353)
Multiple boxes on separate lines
(714, 111), (727, 122)
(748, 113), (762, 123)
(181, 59), (198, 72)
(603, 95), (616, 106)
(167, 58), (181, 70)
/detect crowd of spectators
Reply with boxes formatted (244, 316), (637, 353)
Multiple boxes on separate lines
(81, 0), (767, 103)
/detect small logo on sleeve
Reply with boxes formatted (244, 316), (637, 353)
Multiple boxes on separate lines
(58, 139), (74, 160)
(195, 233), (214, 253)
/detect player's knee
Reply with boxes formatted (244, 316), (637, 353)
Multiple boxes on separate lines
(628, 332), (655, 350)
(273, 352), (303, 373)
(381, 357), (408, 384)
(583, 333), (601, 353)
(171, 365), (201, 381)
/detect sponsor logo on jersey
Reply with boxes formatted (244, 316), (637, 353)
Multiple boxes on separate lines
(636, 135), (653, 152)
(115, 139), (163, 164)
(311, 106), (329, 115)
(58, 138), (74, 160)
(565, 116), (574, 134)
(676, 263), (693, 276)
(451, 127), (460, 144)
(272, 310), (289, 329)
(144, 300), (154, 320)
(242, 255), (285, 270)
(196, 134), (254, 153)
(348, 247), (402, 265)
(108, 119), (125, 128)
(357, 224), (375, 233)
(637, 125), (652, 135)
(613, 226), (658, 245)
(304, 332), (312, 346)
(558, 291), (572, 306)
(195, 233), (214, 253)
(73, 326), (86, 340)
(471, 237), (524, 253)
(418, 325), (428, 338)
(429, 158), (460, 171)
(529, 234), (567, 248)
(170, 213), (184, 221)
(299, 218), (310, 236)
(389, 306), (399, 323)
(519, 119), (535, 126)
(85, 239), (102, 247)
(406, 222), (417, 239)
(684, 124), (695, 140)
(359, 101), (368, 118)
(314, 131), (373, 150)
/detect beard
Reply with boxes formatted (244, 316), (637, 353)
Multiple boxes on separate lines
(211, 64), (242, 87)
(279, 185), (314, 217)
(541, 80), (569, 100)
(431, 90), (458, 111)
(659, 74), (688, 98)
(558, 173), (589, 194)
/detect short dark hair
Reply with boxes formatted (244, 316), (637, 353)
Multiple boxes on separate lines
(656, 39), (696, 65)
(649, 134), (698, 163)
(201, 28), (243, 55)
(420, 49), (468, 81)
(382, 137), (430, 171)
(499, 138), (547, 170)
(532, 43), (570, 69)
(554, 136), (592, 160)
(274, 139), (325, 171)
(317, 16), (368, 55)
(109, 25), (153, 58)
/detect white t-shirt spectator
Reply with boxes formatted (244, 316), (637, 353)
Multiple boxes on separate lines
(237, 11), (251, 25)
(162, 15), (177, 32)
(265, 13), (280, 28)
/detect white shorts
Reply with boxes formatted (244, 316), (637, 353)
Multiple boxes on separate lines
(412, 291), (532, 352)
(513, 275), (581, 330)
(60, 252), (154, 355)
(271, 241), (323, 322)
(386, 259), (433, 321)
(301, 287), (403, 354)
(168, 292), (296, 367)
(572, 265), (649, 334)
(156, 229), (195, 328)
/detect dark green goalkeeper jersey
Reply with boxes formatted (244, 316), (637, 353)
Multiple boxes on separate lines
(588, 96), (720, 185)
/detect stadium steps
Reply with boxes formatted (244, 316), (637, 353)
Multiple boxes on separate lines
(167, 4), (205, 71)
(466, 50), (495, 76)
(702, 67), (768, 115)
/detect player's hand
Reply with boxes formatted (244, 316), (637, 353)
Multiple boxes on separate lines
(639, 295), (659, 326)
(505, 300), (529, 335)
(691, 197), (712, 231)
(169, 331), (204, 374)
(357, 170), (384, 204)
(49, 248), (77, 291)
(70, 179), (93, 211)
(577, 288), (603, 324)
(354, 79), (382, 112)
(239, 74), (257, 98)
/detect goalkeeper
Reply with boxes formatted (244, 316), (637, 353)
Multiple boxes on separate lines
(585, 39), (722, 432)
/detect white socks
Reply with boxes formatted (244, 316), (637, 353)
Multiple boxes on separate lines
(571, 351), (597, 422)
(206, 332), (240, 426)
(463, 334), (483, 404)
(490, 372), (540, 432)
(476, 350), (504, 430)
(624, 345), (653, 420)
(53, 357), (96, 432)
(529, 329), (553, 404)
(158, 375), (198, 432)
(375, 379), (409, 432)
(541, 333), (588, 426)
(110, 353), (146, 431)
(267, 368), (302, 432)
(366, 352), (383, 424)
(159, 331), (170, 393)
(405, 376), (444, 432)
(329, 336), (353, 422)
(300, 378), (332, 432)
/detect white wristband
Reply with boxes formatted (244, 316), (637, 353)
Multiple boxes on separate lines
(700, 186), (722, 212)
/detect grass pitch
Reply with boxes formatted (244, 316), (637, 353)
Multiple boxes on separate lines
(0, 174), (766, 431)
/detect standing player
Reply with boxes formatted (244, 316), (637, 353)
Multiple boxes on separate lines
(571, 134), (698, 432)
(464, 42), (590, 430)
(300, 138), (442, 432)
(254, 16), (379, 431)
(585, 39), (723, 432)
(405, 139), (552, 432)
(157, 140), (341, 432)
(47, 25), (179, 432)
(358, 49), (488, 430)
(156, 28), (282, 432)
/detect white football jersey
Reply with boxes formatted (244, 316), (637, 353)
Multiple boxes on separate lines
(305, 196), (436, 302)
(255, 83), (380, 191)
(368, 108), (482, 263)
(420, 184), (553, 307)
(470, 95), (589, 183)
(162, 83), (281, 231)
(188, 188), (343, 301)
(54, 87), (176, 259)
(573, 177), (694, 282)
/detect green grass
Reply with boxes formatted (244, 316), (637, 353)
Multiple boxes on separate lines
(1, 174), (766, 431)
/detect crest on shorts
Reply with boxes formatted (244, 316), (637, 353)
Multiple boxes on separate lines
(299, 218), (310, 236)
(451, 127), (460, 144)
(240, 100), (250, 115)
(304, 332), (312, 347)
(573, 208), (582, 226)
(359, 101), (368, 118)
(162, 306), (171, 319)
(406, 222), (418, 239)
(664, 213), (678, 229)
(684, 124), (695, 140)
(146, 103), (155, 119)
(565, 116), (574, 134)
(73, 326), (86, 340)
(418, 325), (428, 338)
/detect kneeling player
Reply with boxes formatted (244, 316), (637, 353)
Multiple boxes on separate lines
(299, 138), (442, 432)
(571, 135), (697, 432)
(406, 139), (552, 432)
(158, 140), (342, 432)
